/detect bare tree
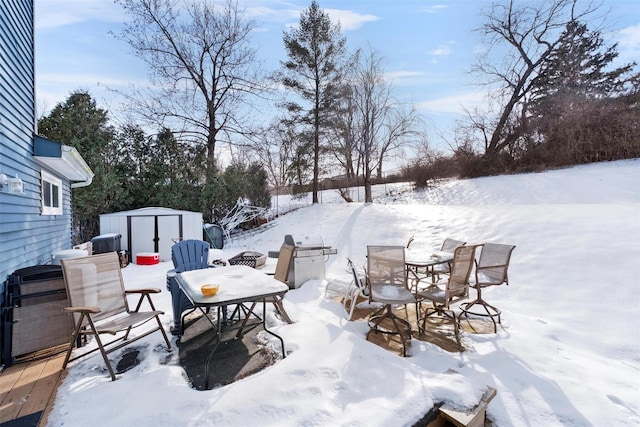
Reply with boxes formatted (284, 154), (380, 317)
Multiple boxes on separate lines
(349, 48), (420, 202)
(375, 103), (422, 178)
(471, 0), (600, 161)
(329, 83), (360, 179)
(115, 0), (266, 169)
(251, 119), (300, 189)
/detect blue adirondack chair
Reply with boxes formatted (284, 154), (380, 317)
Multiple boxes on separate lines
(167, 239), (212, 335)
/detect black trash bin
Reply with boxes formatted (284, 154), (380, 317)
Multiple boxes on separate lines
(203, 224), (224, 249)
(91, 233), (122, 254)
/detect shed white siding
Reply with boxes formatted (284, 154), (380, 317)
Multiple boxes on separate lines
(99, 207), (203, 262)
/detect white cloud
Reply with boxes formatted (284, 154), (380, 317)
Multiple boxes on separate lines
(417, 91), (487, 115)
(324, 8), (380, 31)
(35, 0), (125, 30)
(385, 70), (424, 80)
(430, 46), (450, 56)
(418, 4), (448, 14)
(246, 4), (379, 33)
(617, 23), (640, 47)
(245, 4), (301, 22)
(428, 40), (456, 57)
(616, 23), (640, 61)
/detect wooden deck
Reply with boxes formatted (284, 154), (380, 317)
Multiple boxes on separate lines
(349, 296), (495, 356)
(0, 346), (67, 427)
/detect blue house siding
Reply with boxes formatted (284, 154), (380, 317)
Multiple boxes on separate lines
(0, 1), (80, 283)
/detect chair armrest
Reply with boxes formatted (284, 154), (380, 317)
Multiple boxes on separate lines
(475, 271), (507, 286)
(127, 289), (161, 312)
(125, 288), (161, 295)
(477, 264), (508, 270)
(63, 306), (101, 314)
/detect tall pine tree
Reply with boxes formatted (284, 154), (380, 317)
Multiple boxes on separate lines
(528, 20), (640, 164)
(279, 1), (348, 203)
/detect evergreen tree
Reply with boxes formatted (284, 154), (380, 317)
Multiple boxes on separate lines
(38, 91), (119, 243)
(528, 20), (640, 165)
(222, 162), (271, 209)
(279, 1), (348, 203)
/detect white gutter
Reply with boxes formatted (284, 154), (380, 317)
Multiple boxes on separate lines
(63, 145), (94, 188)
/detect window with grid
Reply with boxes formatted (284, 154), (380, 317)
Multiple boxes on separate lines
(41, 170), (62, 215)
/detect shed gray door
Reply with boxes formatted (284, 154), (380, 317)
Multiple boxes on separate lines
(129, 214), (182, 262)
(158, 215), (180, 261)
(130, 216), (155, 260)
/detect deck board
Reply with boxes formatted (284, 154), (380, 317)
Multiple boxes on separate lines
(18, 356), (64, 419)
(1, 358), (47, 421)
(0, 351), (66, 426)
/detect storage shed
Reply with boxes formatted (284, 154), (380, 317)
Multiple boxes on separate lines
(99, 207), (203, 262)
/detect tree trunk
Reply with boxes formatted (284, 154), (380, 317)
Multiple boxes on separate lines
(364, 162), (373, 203)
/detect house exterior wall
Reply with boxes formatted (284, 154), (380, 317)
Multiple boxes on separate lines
(0, 1), (74, 283)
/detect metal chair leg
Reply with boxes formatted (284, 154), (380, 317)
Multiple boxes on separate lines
(459, 284), (501, 333)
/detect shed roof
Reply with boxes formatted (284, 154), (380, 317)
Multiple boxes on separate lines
(99, 207), (203, 217)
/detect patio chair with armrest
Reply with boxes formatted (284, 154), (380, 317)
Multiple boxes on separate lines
(267, 243), (294, 323)
(60, 252), (172, 381)
(460, 243), (516, 333)
(222, 243), (295, 338)
(324, 258), (367, 320)
(431, 237), (467, 281)
(417, 245), (480, 340)
(168, 239), (215, 335)
(239, 243), (294, 326)
(366, 245), (416, 356)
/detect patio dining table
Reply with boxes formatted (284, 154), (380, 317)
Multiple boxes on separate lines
(176, 264), (289, 388)
(405, 249), (455, 289)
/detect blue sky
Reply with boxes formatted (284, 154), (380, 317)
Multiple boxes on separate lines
(35, 0), (640, 153)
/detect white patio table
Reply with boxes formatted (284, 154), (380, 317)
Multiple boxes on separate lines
(176, 264), (288, 388)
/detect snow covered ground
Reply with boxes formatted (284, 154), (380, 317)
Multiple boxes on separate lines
(45, 159), (640, 426)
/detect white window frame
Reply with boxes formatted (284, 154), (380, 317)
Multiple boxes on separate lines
(41, 170), (63, 215)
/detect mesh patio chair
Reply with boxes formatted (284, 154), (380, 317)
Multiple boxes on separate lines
(324, 258), (367, 320)
(60, 252), (172, 381)
(406, 235), (415, 248)
(228, 243), (296, 336)
(431, 237), (467, 280)
(417, 245), (480, 339)
(240, 243), (294, 325)
(366, 245), (416, 356)
(268, 243), (295, 323)
(460, 243), (516, 332)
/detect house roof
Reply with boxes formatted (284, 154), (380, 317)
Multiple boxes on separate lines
(33, 135), (94, 187)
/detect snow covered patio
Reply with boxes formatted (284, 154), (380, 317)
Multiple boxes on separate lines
(4, 159), (637, 427)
